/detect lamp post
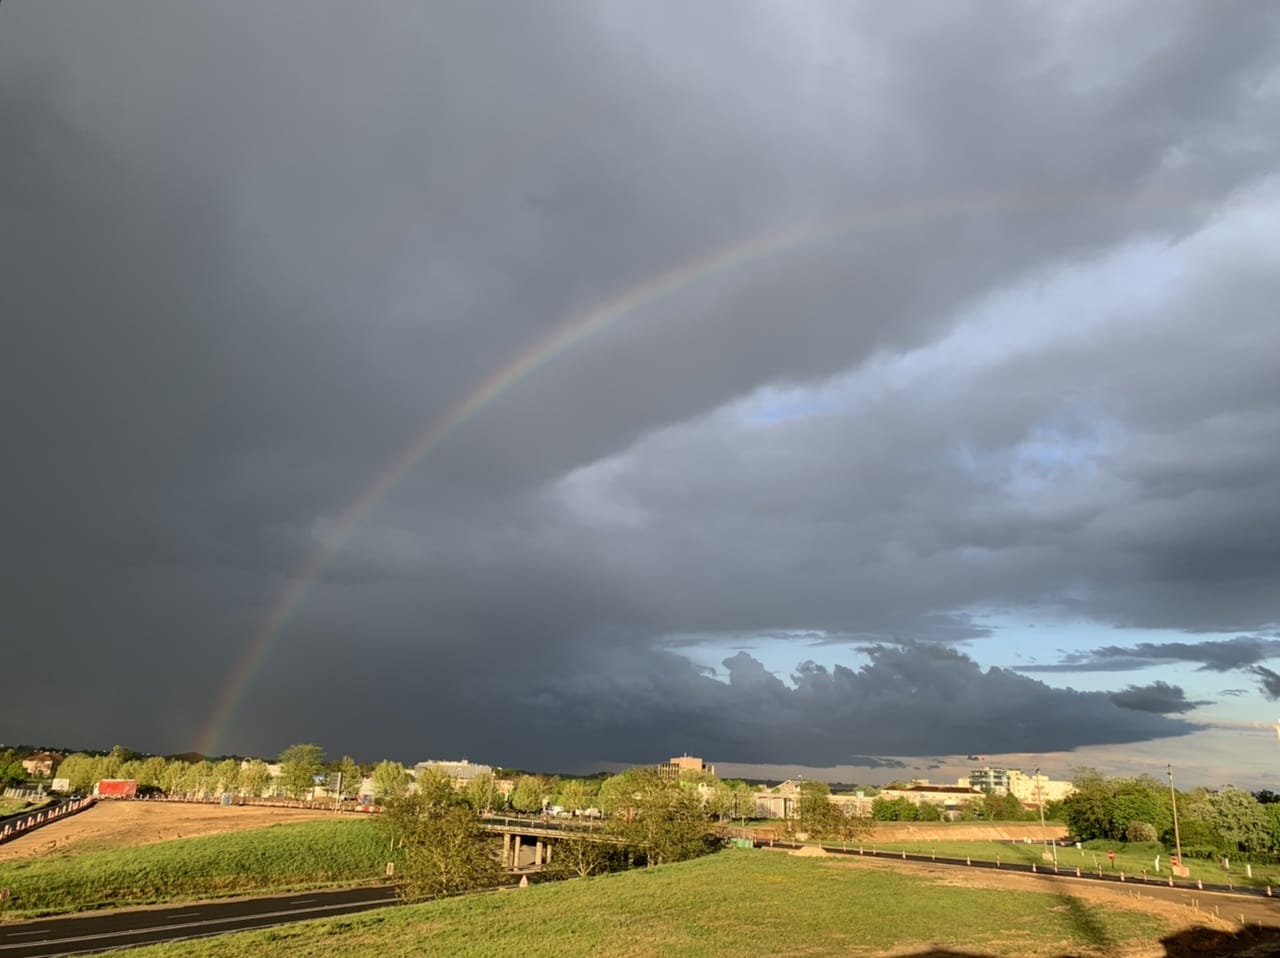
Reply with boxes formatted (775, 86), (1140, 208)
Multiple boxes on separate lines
(1167, 764), (1183, 870)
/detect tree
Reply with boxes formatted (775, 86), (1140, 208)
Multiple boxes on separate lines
(548, 832), (618, 878)
(332, 756), (362, 799)
(511, 775), (546, 814)
(463, 772), (496, 814)
(213, 759), (241, 795)
(416, 767), (457, 812)
(370, 761), (411, 803)
(1061, 769), (1114, 841)
(278, 744), (325, 799)
(1209, 787), (1269, 853)
(798, 780), (839, 836)
(1126, 821), (1158, 843)
(0, 756), (25, 789)
(612, 769), (711, 865)
(183, 760), (215, 798)
(398, 806), (502, 901)
(240, 759), (272, 798)
(597, 772), (639, 817)
(138, 756), (168, 788)
(160, 760), (189, 796)
(556, 778), (594, 815)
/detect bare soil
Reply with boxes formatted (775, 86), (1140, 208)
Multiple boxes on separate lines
(0, 801), (344, 862)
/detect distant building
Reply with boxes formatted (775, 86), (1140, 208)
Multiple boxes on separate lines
(21, 753), (60, 777)
(958, 768), (1074, 804)
(880, 782), (984, 819)
(415, 759), (492, 788)
(659, 755), (715, 782)
(968, 767), (1011, 793)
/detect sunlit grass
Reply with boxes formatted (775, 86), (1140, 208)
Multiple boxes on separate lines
(0, 820), (385, 917)
(862, 838), (1280, 888)
(127, 849), (1169, 958)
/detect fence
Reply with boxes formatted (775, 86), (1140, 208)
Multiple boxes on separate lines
(0, 797), (96, 845)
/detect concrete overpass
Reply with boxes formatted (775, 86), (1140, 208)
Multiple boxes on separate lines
(479, 815), (628, 869)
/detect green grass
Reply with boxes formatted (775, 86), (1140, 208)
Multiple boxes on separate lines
(125, 849), (1170, 958)
(860, 837), (1280, 888)
(0, 798), (52, 817)
(0, 820), (387, 918)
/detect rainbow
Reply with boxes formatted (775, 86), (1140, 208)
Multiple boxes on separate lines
(196, 187), (1223, 755)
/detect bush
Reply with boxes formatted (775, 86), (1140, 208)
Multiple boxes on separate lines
(1126, 821), (1158, 843)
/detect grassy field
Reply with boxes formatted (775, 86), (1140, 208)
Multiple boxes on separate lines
(125, 850), (1173, 958)
(0, 820), (387, 917)
(0, 798), (52, 818)
(860, 838), (1280, 888)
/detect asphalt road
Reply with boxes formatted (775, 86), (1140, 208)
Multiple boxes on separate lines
(0, 885), (398, 957)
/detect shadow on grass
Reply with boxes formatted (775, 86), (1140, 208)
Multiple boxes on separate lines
(894, 924), (1280, 957)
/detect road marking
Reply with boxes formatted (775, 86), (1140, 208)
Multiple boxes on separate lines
(7, 930), (47, 937)
(289, 899), (316, 904)
(167, 912), (201, 919)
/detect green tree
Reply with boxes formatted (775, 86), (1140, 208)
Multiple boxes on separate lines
(1108, 777), (1171, 840)
(1209, 787), (1269, 853)
(160, 760), (189, 795)
(612, 769), (711, 865)
(548, 832), (619, 878)
(416, 767), (457, 812)
(1126, 821), (1158, 843)
(398, 806), (502, 900)
(798, 780), (839, 836)
(331, 756), (362, 799)
(138, 756), (168, 788)
(511, 775), (546, 814)
(556, 778), (594, 814)
(1061, 769), (1115, 841)
(597, 772), (639, 817)
(278, 744), (325, 799)
(370, 761), (411, 803)
(463, 772), (497, 814)
(183, 760), (215, 797)
(240, 759), (272, 797)
(213, 759), (242, 795)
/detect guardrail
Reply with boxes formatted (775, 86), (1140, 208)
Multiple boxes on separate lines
(0, 797), (95, 845)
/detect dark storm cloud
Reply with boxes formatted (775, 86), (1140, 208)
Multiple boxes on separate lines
(2, 1), (1279, 764)
(1018, 638), (1280, 674)
(1248, 667), (1280, 701)
(1108, 681), (1209, 714)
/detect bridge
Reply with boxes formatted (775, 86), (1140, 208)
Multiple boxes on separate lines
(479, 815), (627, 869)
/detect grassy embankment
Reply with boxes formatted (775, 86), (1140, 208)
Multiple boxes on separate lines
(0, 798), (53, 818)
(126, 849), (1171, 958)
(0, 820), (387, 918)
(863, 838), (1280, 888)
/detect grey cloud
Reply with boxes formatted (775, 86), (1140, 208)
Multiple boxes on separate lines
(1, 1), (1278, 762)
(1249, 667), (1280, 701)
(1108, 681), (1209, 714)
(1018, 638), (1280, 674)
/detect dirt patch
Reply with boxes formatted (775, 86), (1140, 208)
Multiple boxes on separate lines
(789, 844), (830, 857)
(0, 802), (347, 862)
(869, 822), (1068, 843)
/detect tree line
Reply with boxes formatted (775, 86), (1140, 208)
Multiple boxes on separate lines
(1063, 769), (1280, 860)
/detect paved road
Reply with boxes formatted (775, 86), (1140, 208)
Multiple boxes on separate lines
(0, 885), (397, 957)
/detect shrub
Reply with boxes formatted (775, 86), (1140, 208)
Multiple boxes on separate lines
(1126, 821), (1158, 843)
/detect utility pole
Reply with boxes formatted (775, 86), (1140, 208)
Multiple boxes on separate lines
(1167, 764), (1183, 868)
(1035, 768), (1056, 866)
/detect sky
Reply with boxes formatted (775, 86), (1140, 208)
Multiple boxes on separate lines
(3, 1), (1279, 788)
